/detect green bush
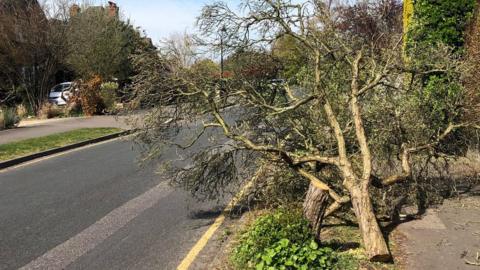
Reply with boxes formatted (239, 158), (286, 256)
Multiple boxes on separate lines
(404, 0), (474, 156)
(407, 0), (476, 50)
(419, 75), (464, 125)
(0, 107), (20, 129)
(231, 209), (337, 270)
(100, 82), (119, 113)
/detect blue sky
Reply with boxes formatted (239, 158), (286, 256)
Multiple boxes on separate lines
(70, 0), (353, 44)
(110, 0), (240, 43)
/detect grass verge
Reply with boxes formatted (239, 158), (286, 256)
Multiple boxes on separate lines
(0, 127), (122, 161)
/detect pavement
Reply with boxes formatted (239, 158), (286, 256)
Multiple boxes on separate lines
(395, 195), (480, 270)
(0, 138), (228, 270)
(0, 116), (131, 145)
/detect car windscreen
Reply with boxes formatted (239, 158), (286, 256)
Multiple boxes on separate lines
(51, 84), (71, 93)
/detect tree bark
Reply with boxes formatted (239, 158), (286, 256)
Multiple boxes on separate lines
(303, 182), (329, 240)
(350, 185), (391, 262)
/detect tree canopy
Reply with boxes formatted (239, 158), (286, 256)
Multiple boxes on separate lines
(0, 0), (69, 112)
(66, 6), (141, 81)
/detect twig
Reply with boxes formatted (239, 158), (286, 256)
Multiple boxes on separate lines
(465, 251), (480, 266)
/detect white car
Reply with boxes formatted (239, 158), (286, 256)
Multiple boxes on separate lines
(48, 82), (74, 105)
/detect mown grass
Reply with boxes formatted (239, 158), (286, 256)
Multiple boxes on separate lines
(0, 127), (122, 161)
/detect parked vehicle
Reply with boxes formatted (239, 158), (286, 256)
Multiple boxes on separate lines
(48, 82), (75, 105)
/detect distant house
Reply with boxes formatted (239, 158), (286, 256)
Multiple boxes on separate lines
(69, 1), (119, 18)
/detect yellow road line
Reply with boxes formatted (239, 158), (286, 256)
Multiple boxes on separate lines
(176, 214), (226, 270)
(176, 167), (262, 270)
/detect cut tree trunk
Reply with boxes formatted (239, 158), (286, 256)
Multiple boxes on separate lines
(350, 185), (391, 262)
(303, 182), (329, 240)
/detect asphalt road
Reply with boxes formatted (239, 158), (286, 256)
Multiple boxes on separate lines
(0, 138), (226, 270)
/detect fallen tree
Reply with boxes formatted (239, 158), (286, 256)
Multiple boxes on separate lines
(130, 0), (480, 262)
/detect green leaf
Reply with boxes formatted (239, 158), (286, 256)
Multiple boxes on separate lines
(279, 238), (290, 247)
(262, 254), (273, 265)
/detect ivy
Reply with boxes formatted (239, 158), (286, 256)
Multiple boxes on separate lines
(403, 0), (414, 51)
(404, 0), (475, 134)
(407, 0), (477, 50)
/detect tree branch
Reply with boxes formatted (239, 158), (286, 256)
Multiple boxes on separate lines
(350, 50), (373, 182)
(376, 122), (473, 187)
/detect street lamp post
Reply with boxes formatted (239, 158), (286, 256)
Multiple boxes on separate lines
(220, 25), (227, 79)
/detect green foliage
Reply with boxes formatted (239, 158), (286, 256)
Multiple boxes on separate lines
(272, 35), (309, 82)
(100, 82), (119, 112)
(190, 59), (219, 78)
(404, 0), (474, 155)
(0, 107), (19, 129)
(231, 209), (337, 270)
(419, 75), (464, 125)
(66, 8), (141, 81)
(404, 46), (468, 155)
(407, 0), (476, 50)
(333, 253), (359, 270)
(100, 81), (119, 92)
(255, 239), (335, 270)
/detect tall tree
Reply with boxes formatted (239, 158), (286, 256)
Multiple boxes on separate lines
(272, 35), (308, 81)
(160, 32), (198, 69)
(0, 0), (70, 113)
(65, 4), (138, 82)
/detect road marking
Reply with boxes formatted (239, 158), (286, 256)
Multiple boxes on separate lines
(19, 181), (171, 270)
(0, 136), (125, 174)
(176, 167), (262, 270)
